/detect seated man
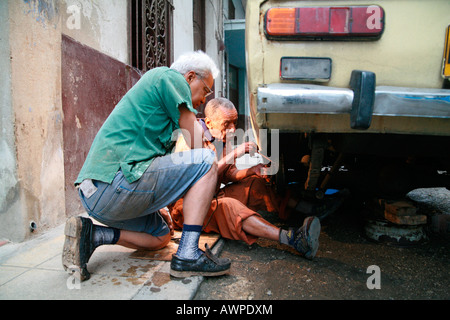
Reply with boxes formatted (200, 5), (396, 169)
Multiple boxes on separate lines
(168, 98), (321, 259)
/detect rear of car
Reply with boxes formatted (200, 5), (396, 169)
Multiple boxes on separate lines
(246, 0), (450, 201)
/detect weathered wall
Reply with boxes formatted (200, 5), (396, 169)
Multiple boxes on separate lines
(205, 0), (224, 96)
(173, 0), (194, 59)
(61, 0), (129, 64)
(0, 1), (29, 242)
(59, 0), (131, 218)
(62, 35), (141, 219)
(0, 0), (130, 242)
(2, 0), (64, 242)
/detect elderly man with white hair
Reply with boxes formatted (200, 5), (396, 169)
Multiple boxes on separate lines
(169, 97), (322, 262)
(62, 51), (231, 281)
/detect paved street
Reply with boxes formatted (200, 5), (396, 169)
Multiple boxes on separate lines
(0, 188), (448, 303)
(195, 188), (450, 300)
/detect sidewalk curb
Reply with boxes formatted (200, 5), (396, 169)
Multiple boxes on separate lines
(0, 222), (225, 300)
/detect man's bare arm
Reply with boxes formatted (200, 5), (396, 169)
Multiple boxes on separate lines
(178, 105), (205, 149)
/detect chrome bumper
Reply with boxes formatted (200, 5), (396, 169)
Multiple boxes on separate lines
(257, 84), (450, 119)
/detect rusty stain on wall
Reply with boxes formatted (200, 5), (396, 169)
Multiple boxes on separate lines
(61, 34), (141, 217)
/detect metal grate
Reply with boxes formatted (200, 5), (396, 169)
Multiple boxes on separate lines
(130, 0), (173, 71)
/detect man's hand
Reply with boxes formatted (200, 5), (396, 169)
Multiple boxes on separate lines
(248, 163), (271, 179)
(234, 141), (258, 159)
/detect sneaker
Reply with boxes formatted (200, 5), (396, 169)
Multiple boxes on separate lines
(291, 216), (321, 259)
(170, 244), (231, 278)
(62, 216), (95, 281)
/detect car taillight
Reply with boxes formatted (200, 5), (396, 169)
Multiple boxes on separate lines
(265, 6), (385, 40)
(443, 25), (450, 79)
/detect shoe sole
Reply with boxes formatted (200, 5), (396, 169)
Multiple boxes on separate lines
(304, 217), (321, 260)
(62, 217), (90, 281)
(170, 268), (230, 278)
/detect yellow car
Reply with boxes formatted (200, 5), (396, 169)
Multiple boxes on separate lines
(246, 0), (450, 203)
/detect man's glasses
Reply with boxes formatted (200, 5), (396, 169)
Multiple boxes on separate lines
(196, 73), (214, 98)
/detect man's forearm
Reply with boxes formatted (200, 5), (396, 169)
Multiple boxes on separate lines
(178, 106), (205, 149)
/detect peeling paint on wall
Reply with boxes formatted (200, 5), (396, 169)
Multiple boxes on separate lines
(62, 0), (129, 64)
(61, 35), (141, 217)
(23, 0), (58, 28)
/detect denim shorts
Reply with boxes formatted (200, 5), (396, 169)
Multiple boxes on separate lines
(78, 148), (215, 236)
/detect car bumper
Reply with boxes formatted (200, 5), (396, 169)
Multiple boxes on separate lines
(257, 84), (450, 120)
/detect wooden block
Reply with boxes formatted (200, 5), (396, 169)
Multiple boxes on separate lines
(384, 200), (417, 216)
(381, 199), (426, 225)
(384, 211), (427, 225)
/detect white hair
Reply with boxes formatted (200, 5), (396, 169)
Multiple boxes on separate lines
(170, 50), (220, 79)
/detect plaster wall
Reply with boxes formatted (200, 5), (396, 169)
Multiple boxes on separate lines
(61, 0), (129, 64)
(173, 0), (194, 60)
(2, 0), (64, 242)
(1, 0), (129, 242)
(205, 0), (224, 96)
(0, 1), (28, 242)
